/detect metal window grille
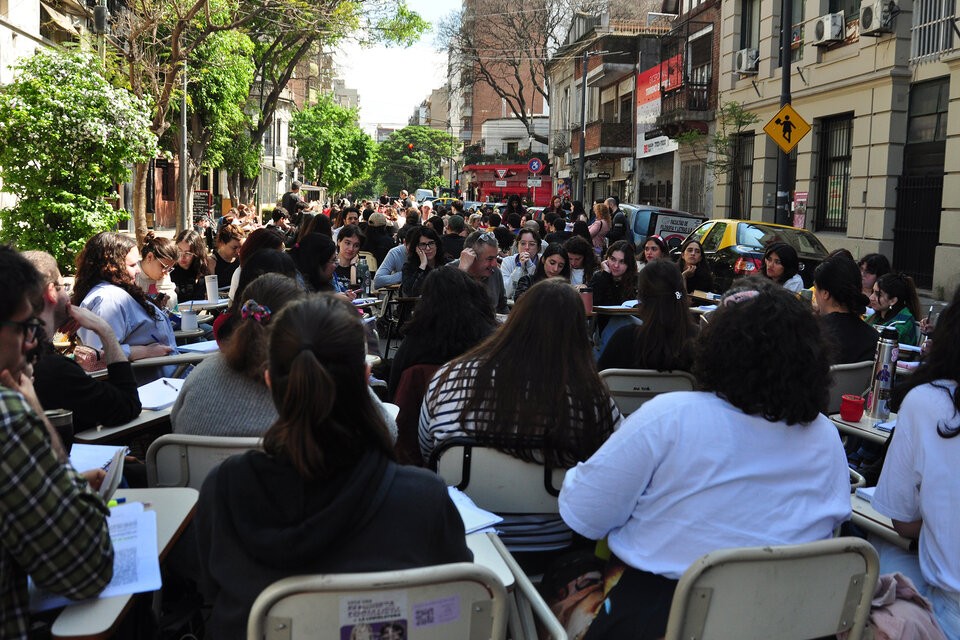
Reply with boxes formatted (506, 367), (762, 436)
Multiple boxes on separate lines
(680, 162), (706, 214)
(911, 0), (956, 64)
(815, 116), (853, 232)
(728, 133), (754, 219)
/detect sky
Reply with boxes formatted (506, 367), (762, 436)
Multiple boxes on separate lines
(336, 0), (462, 136)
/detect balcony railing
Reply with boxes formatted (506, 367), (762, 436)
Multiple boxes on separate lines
(570, 121), (632, 155)
(660, 82), (712, 115)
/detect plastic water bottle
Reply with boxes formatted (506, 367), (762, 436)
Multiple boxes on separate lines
(357, 257), (371, 297)
(865, 326), (898, 421)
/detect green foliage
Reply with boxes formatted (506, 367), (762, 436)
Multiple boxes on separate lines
(222, 131), (263, 181)
(291, 97), (376, 195)
(374, 126), (459, 194)
(373, 3), (430, 46)
(676, 101), (760, 180)
(0, 50), (158, 269)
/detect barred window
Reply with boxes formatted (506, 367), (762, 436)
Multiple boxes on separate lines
(911, 0), (956, 64)
(680, 162), (706, 215)
(815, 115), (853, 232)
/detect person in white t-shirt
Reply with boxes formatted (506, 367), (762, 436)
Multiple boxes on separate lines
(873, 284), (960, 640)
(559, 280), (851, 640)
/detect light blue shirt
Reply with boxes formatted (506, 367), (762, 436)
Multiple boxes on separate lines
(373, 244), (408, 289)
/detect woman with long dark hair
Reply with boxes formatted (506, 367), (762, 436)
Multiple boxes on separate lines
(867, 272), (921, 345)
(136, 232), (180, 310)
(678, 237), (713, 293)
(171, 229), (212, 302)
(813, 255), (878, 363)
(560, 282), (850, 639)
(564, 235), (597, 287)
(760, 242), (803, 292)
(195, 294), (470, 638)
(226, 227), (286, 301)
(638, 235), (668, 269)
(72, 232), (176, 378)
(211, 224), (244, 287)
(597, 259), (696, 372)
(400, 226), (443, 297)
(421, 279), (621, 551)
(858, 252), (891, 298)
(873, 285), (960, 640)
(514, 243), (570, 300)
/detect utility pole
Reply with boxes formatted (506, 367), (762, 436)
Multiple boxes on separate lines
(775, 0), (794, 225)
(179, 61), (189, 233)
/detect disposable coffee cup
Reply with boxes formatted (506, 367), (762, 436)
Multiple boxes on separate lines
(44, 409), (73, 454)
(204, 275), (219, 302)
(181, 309), (198, 331)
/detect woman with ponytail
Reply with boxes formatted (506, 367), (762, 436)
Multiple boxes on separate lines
(194, 293), (471, 639)
(597, 259), (698, 372)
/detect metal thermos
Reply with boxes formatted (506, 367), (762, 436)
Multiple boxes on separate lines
(865, 326), (899, 420)
(357, 257), (371, 296)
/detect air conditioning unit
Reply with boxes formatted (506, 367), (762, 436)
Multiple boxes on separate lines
(563, 151), (572, 164)
(860, 1), (893, 35)
(735, 48), (759, 74)
(812, 12), (844, 46)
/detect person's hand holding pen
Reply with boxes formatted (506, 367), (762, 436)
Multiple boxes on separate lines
(128, 334), (174, 361)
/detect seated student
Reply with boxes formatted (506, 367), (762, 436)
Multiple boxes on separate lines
(514, 243), (570, 300)
(24, 251), (142, 434)
(72, 232), (176, 382)
(859, 252), (891, 299)
(401, 227), (443, 297)
(559, 281), (850, 640)
(173, 275), (304, 437)
(813, 255), (879, 364)
(638, 235), (668, 271)
(226, 227), (286, 302)
(362, 212), (395, 267)
(564, 235), (597, 288)
(373, 230), (414, 290)
(211, 224), (244, 287)
(545, 215), (572, 246)
(867, 272), (921, 345)
(760, 242), (804, 293)
(589, 240), (639, 334)
(213, 250), (299, 345)
(195, 294), (471, 638)
(453, 231), (509, 314)
(290, 233), (354, 300)
(500, 228), (542, 298)
(171, 229), (213, 302)
(872, 285), (960, 640)
(136, 232), (180, 310)
(678, 237), (713, 294)
(441, 214), (467, 262)
(333, 224), (365, 292)
(1, 246), (114, 637)
(597, 259), (697, 372)
(420, 279), (621, 552)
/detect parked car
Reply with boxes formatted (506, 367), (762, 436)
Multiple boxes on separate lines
(676, 219), (830, 293)
(621, 204), (706, 249)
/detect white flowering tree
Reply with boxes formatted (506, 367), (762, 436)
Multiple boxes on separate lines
(0, 50), (158, 270)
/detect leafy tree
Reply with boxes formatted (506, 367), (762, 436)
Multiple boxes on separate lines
(374, 126), (459, 194)
(676, 101), (760, 215)
(0, 50), (157, 270)
(291, 97), (376, 196)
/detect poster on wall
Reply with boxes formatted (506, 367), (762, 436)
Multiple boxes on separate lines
(636, 55), (682, 152)
(793, 191), (808, 228)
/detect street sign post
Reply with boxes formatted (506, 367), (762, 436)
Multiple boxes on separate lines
(527, 158), (543, 174)
(527, 178), (542, 187)
(495, 168), (508, 179)
(495, 180), (508, 187)
(763, 104), (810, 154)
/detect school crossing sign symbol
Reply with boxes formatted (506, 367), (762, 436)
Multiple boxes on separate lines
(763, 104), (810, 154)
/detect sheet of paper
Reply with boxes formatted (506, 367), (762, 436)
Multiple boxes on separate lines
(29, 504), (161, 612)
(137, 377), (184, 410)
(69, 444), (127, 474)
(855, 486), (876, 502)
(176, 340), (220, 353)
(447, 487), (503, 534)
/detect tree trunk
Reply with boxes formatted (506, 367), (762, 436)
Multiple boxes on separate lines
(132, 161), (150, 246)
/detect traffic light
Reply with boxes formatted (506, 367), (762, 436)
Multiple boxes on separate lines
(407, 143), (414, 150)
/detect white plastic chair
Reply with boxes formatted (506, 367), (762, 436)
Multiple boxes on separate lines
(599, 368), (697, 415)
(429, 438), (565, 514)
(246, 563), (508, 640)
(664, 537), (879, 640)
(145, 433), (260, 489)
(827, 360), (874, 414)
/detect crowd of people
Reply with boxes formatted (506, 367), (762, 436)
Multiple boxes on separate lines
(0, 187), (957, 640)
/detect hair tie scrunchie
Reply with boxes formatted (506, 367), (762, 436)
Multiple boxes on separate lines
(722, 290), (761, 307)
(241, 300), (272, 323)
(675, 291), (683, 300)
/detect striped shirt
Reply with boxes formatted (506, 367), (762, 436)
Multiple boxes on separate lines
(1, 387), (114, 638)
(419, 359), (621, 551)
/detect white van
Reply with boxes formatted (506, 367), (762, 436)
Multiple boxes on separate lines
(414, 188), (435, 203)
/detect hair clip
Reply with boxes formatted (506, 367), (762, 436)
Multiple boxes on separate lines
(675, 291), (683, 300)
(241, 300), (272, 323)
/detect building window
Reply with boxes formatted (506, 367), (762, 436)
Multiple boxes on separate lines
(619, 93), (632, 124)
(779, 0), (804, 66)
(815, 115), (853, 232)
(829, 0), (860, 20)
(506, 141), (519, 155)
(907, 78), (949, 143)
(688, 30), (712, 110)
(911, 0), (956, 64)
(729, 133), (754, 219)
(740, 0), (760, 50)
(680, 162), (706, 214)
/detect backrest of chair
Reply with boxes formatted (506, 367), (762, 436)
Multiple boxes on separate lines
(146, 433), (261, 489)
(247, 563), (508, 640)
(358, 250), (378, 273)
(393, 364), (442, 465)
(664, 537), (878, 640)
(599, 369), (697, 415)
(431, 439), (565, 514)
(827, 360), (874, 414)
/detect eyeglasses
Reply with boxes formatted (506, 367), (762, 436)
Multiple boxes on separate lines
(54, 281), (72, 293)
(158, 259), (176, 273)
(181, 251), (195, 259)
(417, 242), (436, 250)
(0, 317), (44, 340)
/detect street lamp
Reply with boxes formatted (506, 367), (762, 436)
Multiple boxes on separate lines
(577, 49), (608, 205)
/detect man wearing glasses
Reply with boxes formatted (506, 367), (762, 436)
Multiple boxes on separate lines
(23, 251), (142, 434)
(0, 245), (114, 638)
(454, 231), (509, 314)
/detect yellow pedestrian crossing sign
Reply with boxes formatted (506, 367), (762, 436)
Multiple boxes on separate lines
(764, 104), (810, 154)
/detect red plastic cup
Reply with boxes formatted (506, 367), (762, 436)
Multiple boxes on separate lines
(840, 394), (865, 422)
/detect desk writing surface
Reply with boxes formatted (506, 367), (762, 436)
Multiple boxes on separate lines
(466, 532), (514, 589)
(829, 413), (895, 445)
(73, 408), (172, 444)
(51, 488), (199, 640)
(851, 494), (914, 551)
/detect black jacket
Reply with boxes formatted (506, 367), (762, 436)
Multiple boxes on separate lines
(195, 448), (471, 639)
